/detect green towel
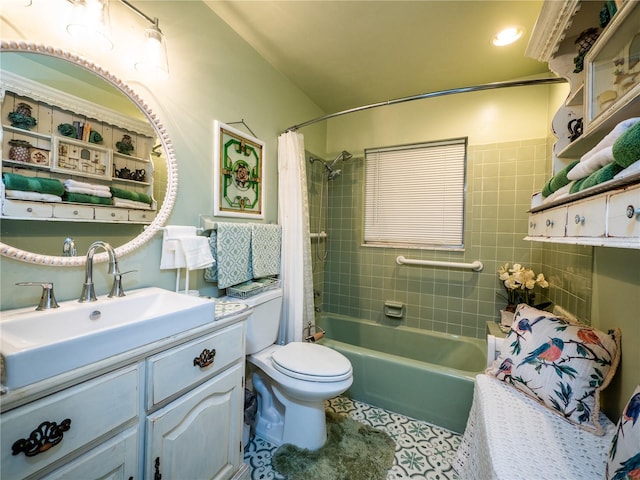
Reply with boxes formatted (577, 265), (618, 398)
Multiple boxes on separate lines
(578, 162), (623, 191)
(570, 177), (586, 194)
(110, 187), (152, 205)
(612, 121), (640, 168)
(2, 173), (64, 196)
(63, 192), (113, 205)
(542, 160), (579, 197)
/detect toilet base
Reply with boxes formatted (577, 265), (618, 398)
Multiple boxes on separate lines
(252, 372), (327, 450)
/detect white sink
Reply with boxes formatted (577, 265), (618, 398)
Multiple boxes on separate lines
(0, 287), (215, 390)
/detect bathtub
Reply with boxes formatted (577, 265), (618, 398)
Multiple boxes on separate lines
(316, 314), (487, 433)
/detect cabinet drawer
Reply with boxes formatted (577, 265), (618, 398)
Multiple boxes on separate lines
(53, 203), (94, 220)
(94, 207), (129, 221)
(608, 186), (640, 238)
(1, 366), (139, 480)
(2, 198), (53, 218)
(147, 322), (244, 409)
(532, 206), (567, 237)
(129, 208), (156, 223)
(566, 196), (607, 237)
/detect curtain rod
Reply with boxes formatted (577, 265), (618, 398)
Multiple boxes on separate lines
(284, 77), (567, 132)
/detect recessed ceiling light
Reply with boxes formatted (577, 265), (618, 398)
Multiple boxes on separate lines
(492, 26), (524, 46)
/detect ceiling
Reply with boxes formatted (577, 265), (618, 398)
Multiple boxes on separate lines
(205, 0), (552, 114)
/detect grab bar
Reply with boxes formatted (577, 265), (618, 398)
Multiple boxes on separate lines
(310, 231), (328, 239)
(396, 256), (483, 272)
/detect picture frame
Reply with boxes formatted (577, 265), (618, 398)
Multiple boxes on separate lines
(213, 120), (265, 219)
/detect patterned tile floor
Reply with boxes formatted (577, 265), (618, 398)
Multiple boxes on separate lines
(243, 396), (461, 479)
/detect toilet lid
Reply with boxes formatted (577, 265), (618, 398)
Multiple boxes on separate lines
(271, 342), (352, 382)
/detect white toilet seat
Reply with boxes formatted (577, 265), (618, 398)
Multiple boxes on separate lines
(270, 342), (352, 382)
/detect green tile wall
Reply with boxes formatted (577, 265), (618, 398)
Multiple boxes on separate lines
(312, 138), (594, 339)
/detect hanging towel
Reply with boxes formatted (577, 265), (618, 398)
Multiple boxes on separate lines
(179, 236), (214, 270)
(204, 230), (218, 282)
(160, 225), (197, 270)
(215, 222), (253, 289)
(251, 224), (282, 278)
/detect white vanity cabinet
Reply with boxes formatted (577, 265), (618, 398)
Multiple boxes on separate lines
(1, 366), (140, 480)
(144, 322), (246, 480)
(0, 310), (250, 480)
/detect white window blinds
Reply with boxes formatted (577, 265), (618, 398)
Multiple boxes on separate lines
(364, 138), (466, 249)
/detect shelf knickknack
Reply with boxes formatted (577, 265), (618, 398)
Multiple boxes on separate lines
(213, 120), (265, 219)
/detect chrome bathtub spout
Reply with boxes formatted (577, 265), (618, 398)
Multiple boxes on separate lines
(79, 241), (119, 303)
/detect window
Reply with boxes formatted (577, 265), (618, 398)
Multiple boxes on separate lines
(363, 138), (467, 250)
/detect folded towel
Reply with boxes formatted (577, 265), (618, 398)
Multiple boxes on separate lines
(568, 118), (640, 181)
(110, 187), (152, 205)
(64, 179), (110, 191)
(570, 177), (587, 194)
(578, 163), (624, 191)
(251, 224), (282, 278)
(612, 121), (640, 168)
(160, 226), (198, 270)
(179, 236), (214, 270)
(113, 198), (152, 209)
(2, 173), (65, 196)
(5, 189), (63, 202)
(541, 160), (579, 197)
(62, 192), (112, 205)
(215, 222), (252, 289)
(567, 146), (614, 180)
(65, 186), (112, 198)
(542, 182), (574, 204)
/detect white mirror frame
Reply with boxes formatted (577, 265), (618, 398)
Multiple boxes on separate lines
(0, 41), (178, 266)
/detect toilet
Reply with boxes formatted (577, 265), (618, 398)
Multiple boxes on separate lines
(237, 288), (353, 450)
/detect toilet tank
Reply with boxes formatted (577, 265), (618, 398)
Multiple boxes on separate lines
(238, 288), (283, 354)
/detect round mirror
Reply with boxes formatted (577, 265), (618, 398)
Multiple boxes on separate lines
(0, 42), (177, 266)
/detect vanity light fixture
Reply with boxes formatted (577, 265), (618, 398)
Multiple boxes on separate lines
(66, 0), (114, 51)
(121, 0), (170, 77)
(492, 26), (524, 47)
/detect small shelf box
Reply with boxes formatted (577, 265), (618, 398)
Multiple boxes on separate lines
(51, 135), (112, 180)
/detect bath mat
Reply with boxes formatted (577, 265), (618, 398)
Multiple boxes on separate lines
(271, 411), (395, 480)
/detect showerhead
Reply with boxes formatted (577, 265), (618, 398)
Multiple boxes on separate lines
(309, 150), (351, 180)
(328, 150), (352, 168)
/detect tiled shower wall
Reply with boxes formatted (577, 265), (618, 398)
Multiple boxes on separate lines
(311, 138), (594, 339)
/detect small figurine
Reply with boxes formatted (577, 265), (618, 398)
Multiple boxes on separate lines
(116, 134), (134, 155)
(58, 123), (76, 137)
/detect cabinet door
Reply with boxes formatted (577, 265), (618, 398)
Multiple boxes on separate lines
(146, 363), (243, 480)
(42, 427), (138, 480)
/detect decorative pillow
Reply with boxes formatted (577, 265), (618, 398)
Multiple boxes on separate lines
(487, 304), (621, 435)
(606, 385), (640, 480)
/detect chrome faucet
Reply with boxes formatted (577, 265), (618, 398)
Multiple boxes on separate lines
(79, 241), (119, 303)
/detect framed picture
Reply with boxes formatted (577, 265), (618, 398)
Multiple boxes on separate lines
(213, 120), (265, 219)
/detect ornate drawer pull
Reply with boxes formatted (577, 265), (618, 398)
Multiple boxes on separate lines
(193, 348), (216, 368)
(12, 419), (71, 457)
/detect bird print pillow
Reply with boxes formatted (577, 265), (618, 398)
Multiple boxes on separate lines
(606, 385), (640, 480)
(487, 304), (621, 435)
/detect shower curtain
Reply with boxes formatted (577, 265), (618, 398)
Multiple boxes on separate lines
(277, 131), (315, 343)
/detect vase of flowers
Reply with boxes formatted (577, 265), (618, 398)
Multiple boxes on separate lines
(497, 263), (550, 324)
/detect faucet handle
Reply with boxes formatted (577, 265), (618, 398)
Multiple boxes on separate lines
(16, 282), (60, 311)
(108, 270), (137, 298)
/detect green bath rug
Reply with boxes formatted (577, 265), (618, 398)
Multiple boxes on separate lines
(271, 411), (395, 480)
